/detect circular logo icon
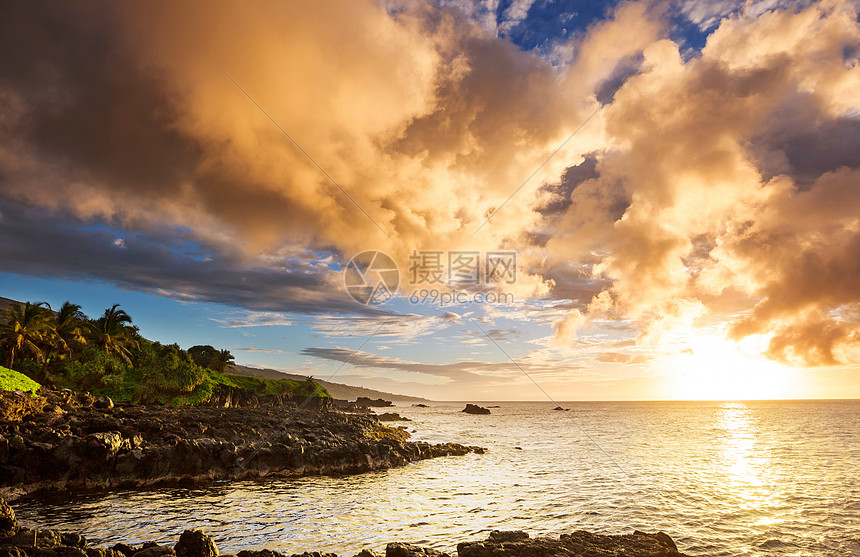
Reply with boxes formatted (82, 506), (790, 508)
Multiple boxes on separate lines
(344, 250), (399, 305)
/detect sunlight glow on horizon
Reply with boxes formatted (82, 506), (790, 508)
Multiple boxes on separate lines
(659, 331), (805, 401)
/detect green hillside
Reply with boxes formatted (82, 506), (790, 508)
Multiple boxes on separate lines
(0, 297), (329, 406)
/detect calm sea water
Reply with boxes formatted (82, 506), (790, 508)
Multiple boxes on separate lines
(14, 401), (860, 556)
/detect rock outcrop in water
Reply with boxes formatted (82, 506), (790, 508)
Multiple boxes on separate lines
(0, 503), (690, 557)
(355, 398), (393, 408)
(457, 530), (686, 556)
(0, 390), (482, 498)
(461, 404), (490, 415)
(375, 413), (410, 422)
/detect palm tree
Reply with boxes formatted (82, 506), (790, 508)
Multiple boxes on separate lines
(214, 349), (235, 372)
(90, 304), (139, 365)
(55, 302), (90, 357)
(0, 302), (55, 368)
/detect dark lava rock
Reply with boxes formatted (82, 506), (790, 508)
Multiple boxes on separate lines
(61, 533), (88, 548)
(1, 390), (483, 498)
(461, 404), (490, 415)
(552, 406), (568, 411)
(112, 544), (136, 557)
(352, 551), (379, 557)
(384, 543), (450, 557)
(376, 413), (410, 422)
(133, 546), (176, 557)
(0, 547), (27, 557)
(0, 498), (18, 532)
(410, 404), (428, 408)
(237, 551), (283, 557)
(94, 398), (114, 410)
(457, 530), (688, 556)
(175, 530), (218, 557)
(487, 531), (529, 543)
(355, 398), (393, 408)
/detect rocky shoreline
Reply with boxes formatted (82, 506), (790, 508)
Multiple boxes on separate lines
(0, 498), (689, 557)
(0, 389), (482, 499)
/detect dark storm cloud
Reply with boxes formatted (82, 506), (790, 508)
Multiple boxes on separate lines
(0, 201), (370, 315)
(0, 1), (200, 197)
(751, 95), (860, 187)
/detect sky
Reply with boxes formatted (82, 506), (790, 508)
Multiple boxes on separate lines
(1, 0), (859, 401)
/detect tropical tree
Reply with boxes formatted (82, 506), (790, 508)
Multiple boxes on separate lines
(214, 349), (235, 372)
(0, 302), (55, 368)
(90, 304), (139, 365)
(188, 344), (219, 369)
(55, 302), (90, 357)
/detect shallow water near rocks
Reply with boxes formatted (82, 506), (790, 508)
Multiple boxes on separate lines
(14, 400), (860, 556)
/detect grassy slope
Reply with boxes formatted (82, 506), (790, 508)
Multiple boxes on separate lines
(102, 370), (331, 407)
(0, 366), (41, 395)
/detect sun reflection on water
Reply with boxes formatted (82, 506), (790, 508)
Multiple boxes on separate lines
(714, 403), (783, 516)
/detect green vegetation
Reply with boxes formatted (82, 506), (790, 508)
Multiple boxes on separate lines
(0, 366), (41, 395)
(0, 299), (329, 405)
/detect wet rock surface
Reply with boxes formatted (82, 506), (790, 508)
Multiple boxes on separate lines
(457, 530), (687, 556)
(354, 398), (393, 408)
(0, 391), (482, 498)
(375, 413), (410, 422)
(0, 504), (690, 557)
(460, 405), (490, 415)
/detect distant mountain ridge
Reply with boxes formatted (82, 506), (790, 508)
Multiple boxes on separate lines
(0, 297), (21, 317)
(232, 364), (428, 402)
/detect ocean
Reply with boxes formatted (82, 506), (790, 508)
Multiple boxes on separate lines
(15, 400), (860, 556)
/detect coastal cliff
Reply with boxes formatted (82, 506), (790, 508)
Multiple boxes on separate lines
(0, 389), (482, 499)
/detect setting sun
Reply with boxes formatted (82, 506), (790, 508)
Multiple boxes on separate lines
(660, 331), (803, 400)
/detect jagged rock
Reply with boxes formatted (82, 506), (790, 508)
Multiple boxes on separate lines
(0, 547), (27, 557)
(9, 528), (61, 548)
(289, 553), (338, 557)
(86, 549), (125, 557)
(1, 391), (482, 497)
(384, 544), (450, 557)
(86, 432), (125, 455)
(175, 530), (218, 557)
(355, 398), (392, 408)
(376, 413), (410, 422)
(352, 551), (379, 557)
(237, 550), (284, 557)
(112, 544), (136, 557)
(461, 404), (490, 415)
(634, 530), (678, 551)
(0, 498), (18, 532)
(94, 398), (114, 410)
(486, 532), (528, 543)
(457, 530), (688, 556)
(60, 533), (88, 548)
(133, 546), (176, 557)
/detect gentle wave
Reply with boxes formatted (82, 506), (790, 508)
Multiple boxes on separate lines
(15, 400), (860, 556)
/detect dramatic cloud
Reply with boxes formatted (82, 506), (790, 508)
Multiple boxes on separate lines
(299, 346), (586, 384)
(545, 1), (860, 367)
(2, 0), (860, 382)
